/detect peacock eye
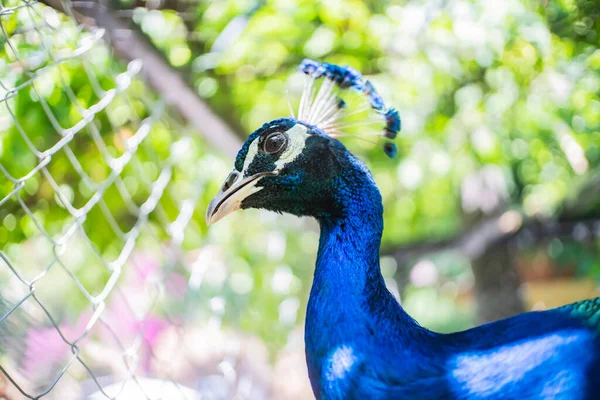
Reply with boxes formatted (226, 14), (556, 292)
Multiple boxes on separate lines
(262, 132), (288, 155)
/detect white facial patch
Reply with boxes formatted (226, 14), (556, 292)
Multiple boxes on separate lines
(274, 123), (310, 170)
(242, 139), (260, 173)
(241, 123), (310, 175)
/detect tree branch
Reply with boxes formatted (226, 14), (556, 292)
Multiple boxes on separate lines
(386, 211), (600, 265)
(40, 0), (243, 158)
(113, 0), (192, 13)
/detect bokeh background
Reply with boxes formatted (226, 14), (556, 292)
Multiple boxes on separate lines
(0, 0), (599, 398)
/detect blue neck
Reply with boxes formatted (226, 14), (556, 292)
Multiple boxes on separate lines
(308, 176), (417, 325)
(305, 163), (424, 390)
(313, 185), (385, 297)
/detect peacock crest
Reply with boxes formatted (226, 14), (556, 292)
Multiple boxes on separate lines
(291, 59), (401, 158)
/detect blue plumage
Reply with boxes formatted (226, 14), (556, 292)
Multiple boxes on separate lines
(384, 109), (401, 139)
(363, 80), (385, 111)
(303, 148), (599, 398)
(383, 142), (397, 158)
(206, 60), (600, 399)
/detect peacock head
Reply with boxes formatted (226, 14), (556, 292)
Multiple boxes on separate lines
(206, 59), (400, 225)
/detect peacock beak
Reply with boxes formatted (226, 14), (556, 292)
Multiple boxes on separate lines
(206, 170), (276, 225)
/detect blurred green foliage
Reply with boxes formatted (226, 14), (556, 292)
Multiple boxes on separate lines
(132, 0), (600, 239)
(1, 0), (599, 359)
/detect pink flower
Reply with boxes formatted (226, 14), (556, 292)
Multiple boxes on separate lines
(22, 312), (89, 381)
(131, 252), (161, 282)
(166, 272), (187, 299)
(23, 326), (71, 380)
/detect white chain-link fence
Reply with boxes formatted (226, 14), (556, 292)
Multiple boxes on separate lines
(0, 2), (280, 399)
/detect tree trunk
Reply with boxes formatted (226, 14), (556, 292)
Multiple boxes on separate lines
(471, 240), (525, 323)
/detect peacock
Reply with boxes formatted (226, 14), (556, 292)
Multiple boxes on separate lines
(206, 59), (600, 400)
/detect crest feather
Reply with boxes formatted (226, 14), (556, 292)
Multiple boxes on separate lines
(294, 59), (401, 158)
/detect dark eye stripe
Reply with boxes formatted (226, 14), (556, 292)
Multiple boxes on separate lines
(245, 153), (277, 177)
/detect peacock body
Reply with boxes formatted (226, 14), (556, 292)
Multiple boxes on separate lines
(206, 60), (600, 400)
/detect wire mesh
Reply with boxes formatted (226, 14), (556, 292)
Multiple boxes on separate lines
(0, 1), (276, 399)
